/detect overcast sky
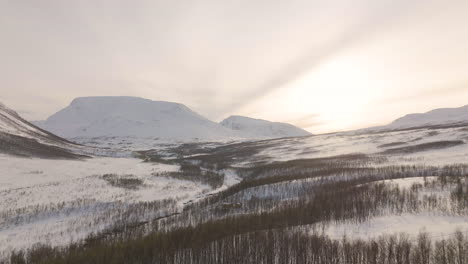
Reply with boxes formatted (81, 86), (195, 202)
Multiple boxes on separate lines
(1, 0), (468, 133)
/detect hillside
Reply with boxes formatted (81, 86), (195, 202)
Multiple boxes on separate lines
(357, 104), (468, 133)
(0, 102), (84, 158)
(388, 105), (468, 129)
(220, 115), (311, 138)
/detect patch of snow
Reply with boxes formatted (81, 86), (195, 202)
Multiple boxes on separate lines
(379, 176), (439, 189)
(219, 169), (242, 191)
(317, 213), (468, 240)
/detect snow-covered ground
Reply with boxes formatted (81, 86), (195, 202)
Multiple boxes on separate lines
(0, 155), (216, 257)
(378, 177), (439, 189)
(319, 213), (468, 240)
(234, 126), (468, 166)
(71, 135), (240, 153)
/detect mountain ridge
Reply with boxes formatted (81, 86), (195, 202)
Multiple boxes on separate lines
(359, 104), (468, 133)
(220, 115), (311, 138)
(35, 96), (311, 141)
(389, 105), (468, 128)
(0, 102), (84, 158)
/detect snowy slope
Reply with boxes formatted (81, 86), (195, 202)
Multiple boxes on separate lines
(0, 155), (209, 256)
(0, 102), (84, 158)
(388, 105), (468, 129)
(36, 96), (239, 141)
(220, 115), (311, 138)
(363, 105), (468, 133)
(0, 102), (55, 140)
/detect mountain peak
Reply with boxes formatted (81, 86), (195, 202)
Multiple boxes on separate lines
(68, 96), (185, 110)
(222, 115), (269, 123)
(38, 96), (231, 140)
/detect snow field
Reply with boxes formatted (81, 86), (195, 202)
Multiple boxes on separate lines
(0, 155), (213, 257)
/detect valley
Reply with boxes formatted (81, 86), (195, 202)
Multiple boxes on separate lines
(1, 100), (468, 263)
(3, 1), (468, 262)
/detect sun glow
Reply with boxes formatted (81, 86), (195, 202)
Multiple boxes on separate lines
(295, 57), (378, 125)
(238, 53), (383, 133)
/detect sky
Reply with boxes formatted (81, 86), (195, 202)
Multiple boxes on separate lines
(1, 0), (468, 133)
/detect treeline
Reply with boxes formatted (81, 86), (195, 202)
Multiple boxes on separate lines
(160, 230), (468, 264)
(8, 227), (468, 264)
(184, 164), (468, 214)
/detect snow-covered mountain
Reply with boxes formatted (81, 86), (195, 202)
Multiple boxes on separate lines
(358, 105), (468, 133)
(220, 115), (311, 138)
(0, 102), (83, 158)
(36, 96), (239, 141)
(388, 105), (468, 129)
(35, 97), (312, 143)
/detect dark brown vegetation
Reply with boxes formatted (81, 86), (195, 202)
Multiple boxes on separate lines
(378, 141), (407, 148)
(165, 140), (284, 170)
(8, 228), (468, 264)
(0, 132), (87, 159)
(152, 163), (225, 189)
(102, 174), (144, 190)
(381, 140), (465, 154)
